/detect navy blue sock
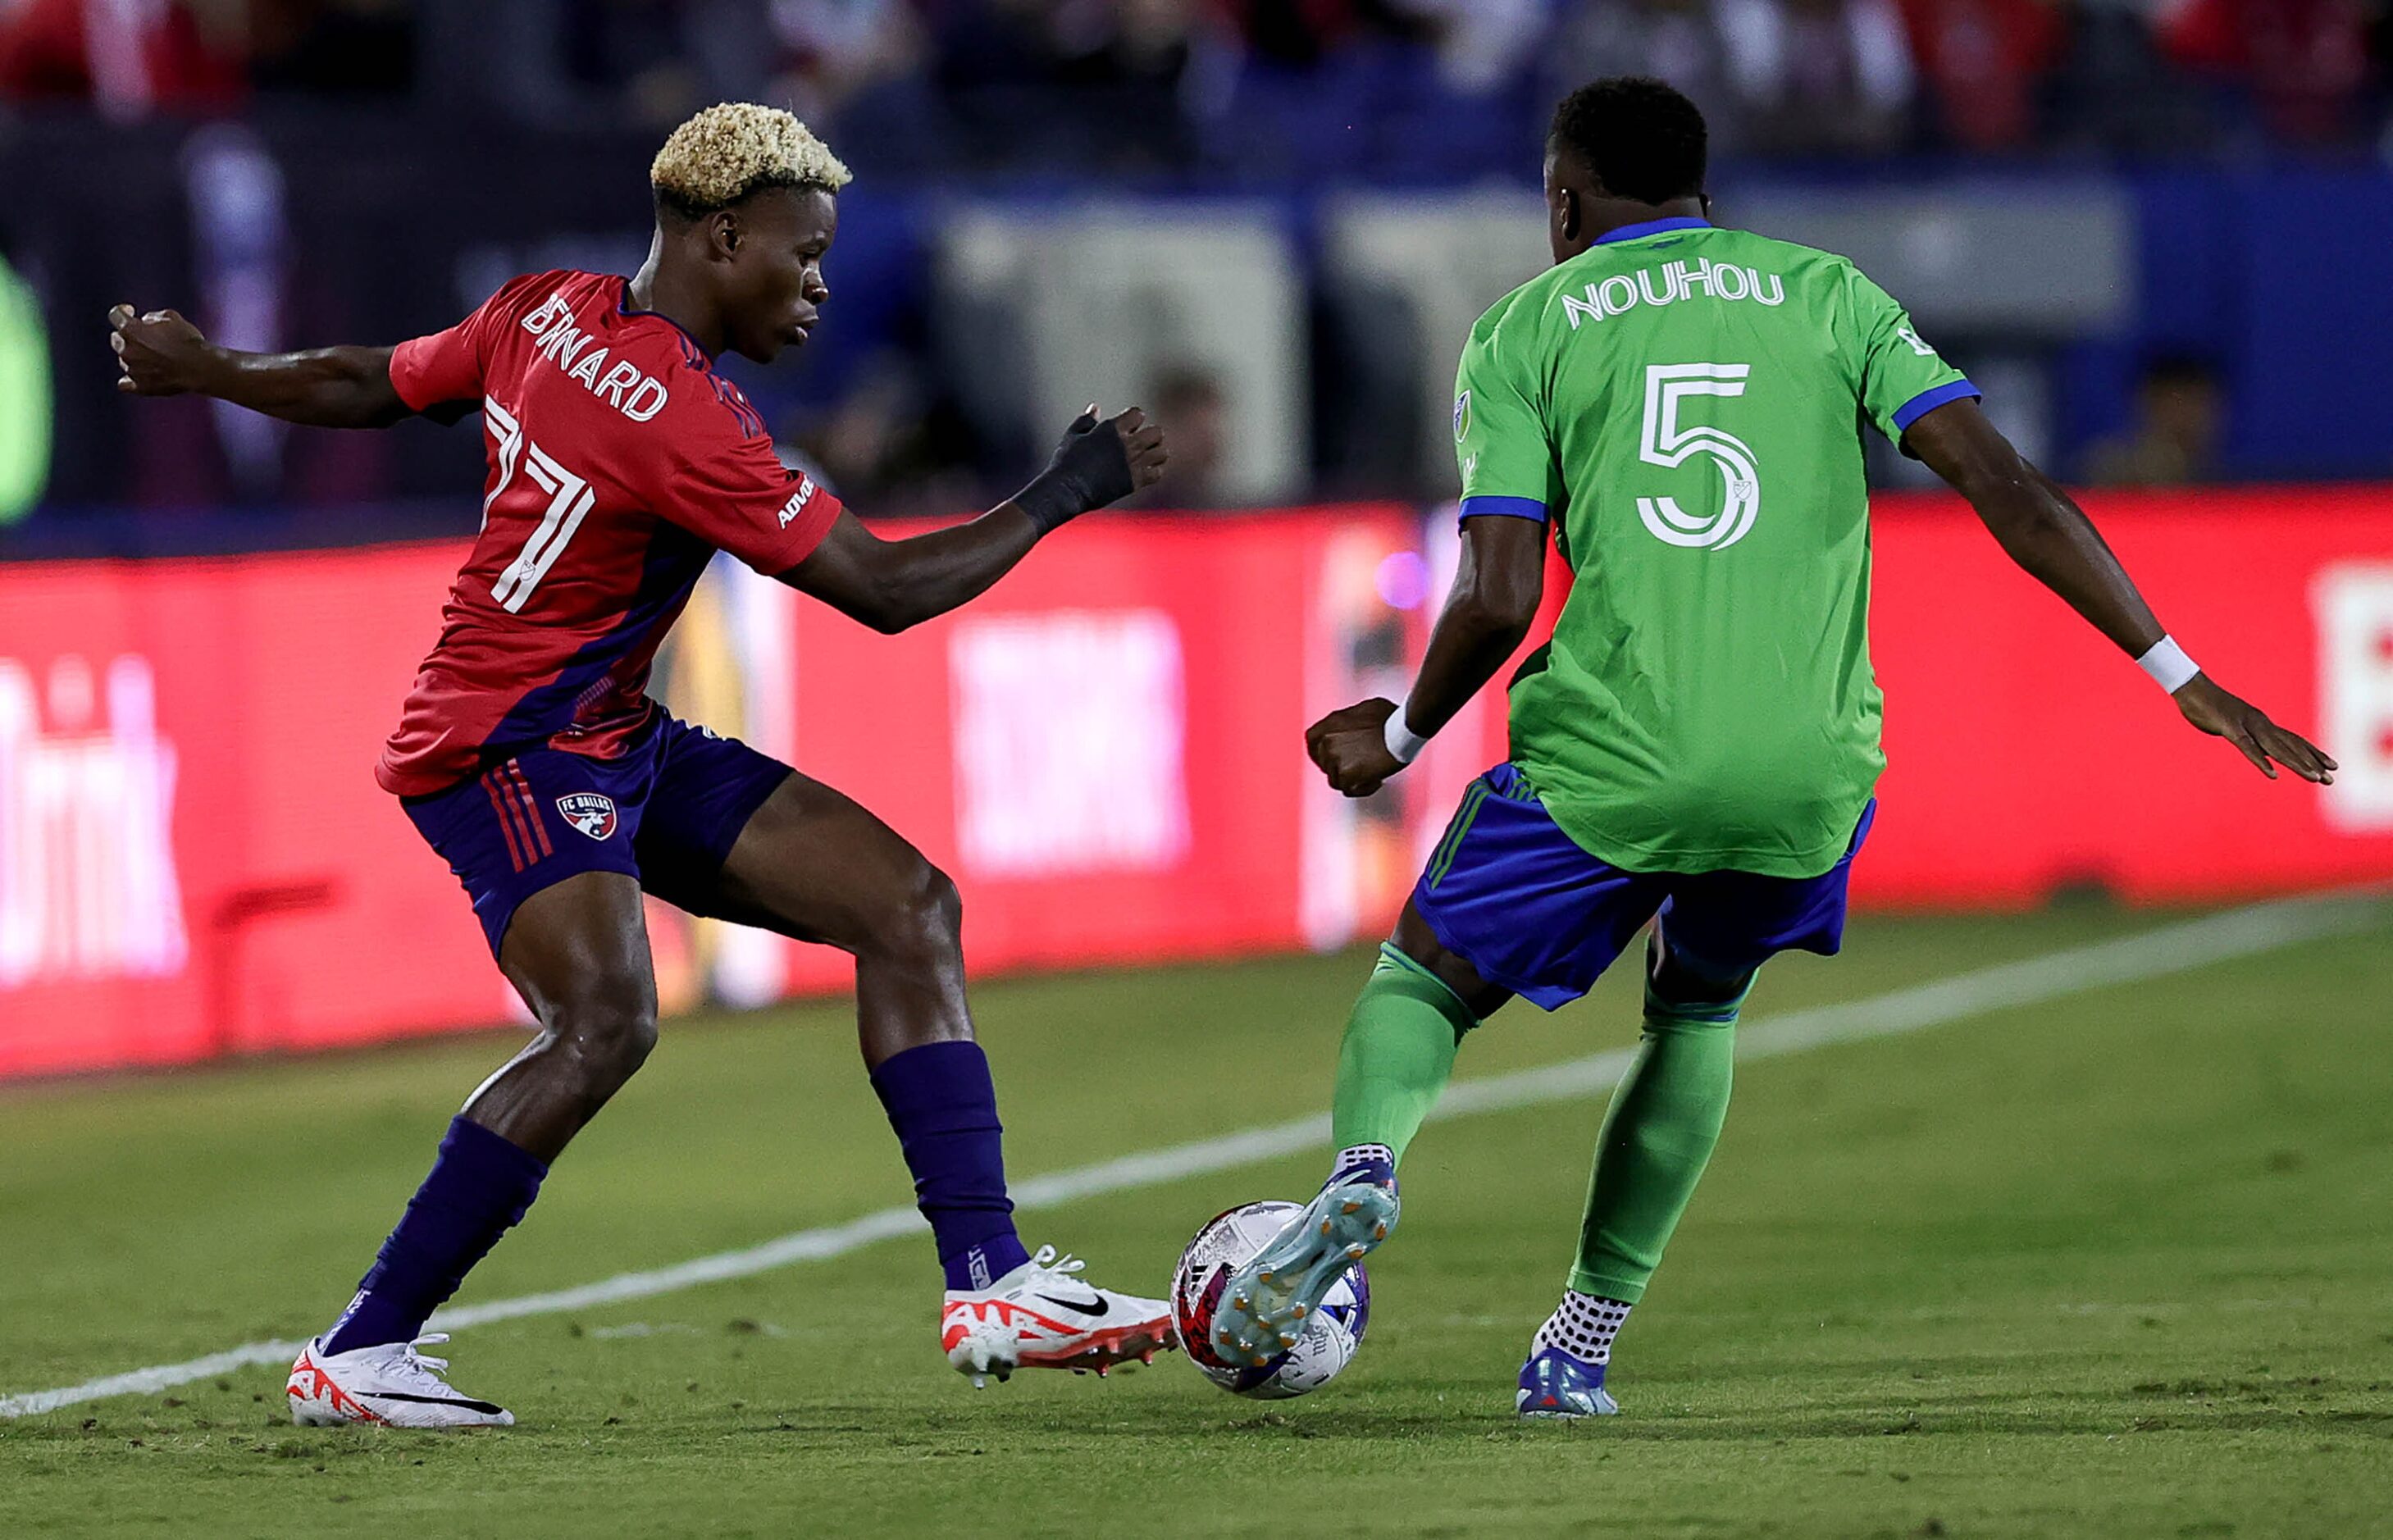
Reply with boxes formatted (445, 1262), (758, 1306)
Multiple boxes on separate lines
(869, 1040), (1031, 1292)
(321, 1116), (548, 1355)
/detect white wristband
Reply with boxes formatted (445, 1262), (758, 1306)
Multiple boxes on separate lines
(2136, 636), (2200, 695)
(1383, 710), (1429, 766)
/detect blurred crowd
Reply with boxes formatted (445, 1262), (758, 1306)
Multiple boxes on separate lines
(0, 1), (2377, 525)
(3, 0), (2390, 169)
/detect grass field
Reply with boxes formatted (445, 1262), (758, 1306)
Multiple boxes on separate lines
(5, 900), (2391, 1538)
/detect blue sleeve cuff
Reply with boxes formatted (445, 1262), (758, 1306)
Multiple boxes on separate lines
(1458, 494), (1550, 524)
(1892, 378), (1981, 434)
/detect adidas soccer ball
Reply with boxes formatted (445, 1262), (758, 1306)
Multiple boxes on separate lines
(1172, 1200), (1370, 1399)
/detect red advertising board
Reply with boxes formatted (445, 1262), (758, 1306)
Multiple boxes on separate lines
(0, 545), (497, 1074)
(3, 490), (2390, 1078)
(1862, 486), (2393, 904)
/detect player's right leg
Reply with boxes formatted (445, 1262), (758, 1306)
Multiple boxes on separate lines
(292, 870), (657, 1427)
(292, 747), (665, 1429)
(1203, 913), (1495, 1369)
(1211, 763), (1661, 1370)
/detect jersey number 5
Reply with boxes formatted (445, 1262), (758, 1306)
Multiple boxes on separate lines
(483, 396), (596, 613)
(1637, 363), (1760, 551)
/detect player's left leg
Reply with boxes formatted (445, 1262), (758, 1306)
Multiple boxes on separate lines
(1520, 800), (1879, 1419)
(1516, 932), (1748, 1419)
(631, 719), (1171, 1385)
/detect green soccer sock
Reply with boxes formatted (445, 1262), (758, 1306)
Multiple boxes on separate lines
(1329, 943), (1478, 1164)
(1566, 973), (1746, 1304)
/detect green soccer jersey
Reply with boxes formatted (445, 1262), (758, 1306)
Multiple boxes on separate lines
(1452, 217), (1975, 878)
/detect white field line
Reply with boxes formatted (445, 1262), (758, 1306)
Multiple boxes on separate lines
(3, 891), (2377, 1420)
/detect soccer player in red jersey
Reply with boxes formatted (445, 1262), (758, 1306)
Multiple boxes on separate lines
(109, 105), (1174, 1427)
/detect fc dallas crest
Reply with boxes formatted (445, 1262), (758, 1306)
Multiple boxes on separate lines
(556, 792), (618, 840)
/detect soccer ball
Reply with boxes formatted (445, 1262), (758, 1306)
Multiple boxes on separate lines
(1172, 1200), (1370, 1399)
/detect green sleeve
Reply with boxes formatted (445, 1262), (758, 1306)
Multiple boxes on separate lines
(0, 260), (50, 524)
(1452, 305), (1562, 519)
(1844, 267), (1976, 451)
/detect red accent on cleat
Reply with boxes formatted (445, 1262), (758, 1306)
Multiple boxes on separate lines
(285, 1349), (388, 1426)
(1011, 1317), (1175, 1372)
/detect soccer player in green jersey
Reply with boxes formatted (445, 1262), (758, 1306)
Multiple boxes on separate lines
(1206, 77), (2335, 1418)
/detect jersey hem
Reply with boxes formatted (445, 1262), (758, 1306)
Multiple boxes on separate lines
(1892, 378), (1980, 434)
(376, 759), (452, 799)
(377, 705), (666, 800)
(768, 485), (842, 572)
(1458, 494), (1550, 523)
(1528, 781), (1869, 882)
(386, 337), (444, 415)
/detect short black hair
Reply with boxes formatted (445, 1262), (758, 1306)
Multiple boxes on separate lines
(1548, 77), (1708, 206)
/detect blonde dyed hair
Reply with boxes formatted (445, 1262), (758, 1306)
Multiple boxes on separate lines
(650, 103), (851, 218)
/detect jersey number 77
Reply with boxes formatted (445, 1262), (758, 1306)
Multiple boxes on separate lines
(482, 395), (597, 613)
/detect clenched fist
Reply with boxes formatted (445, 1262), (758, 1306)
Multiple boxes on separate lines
(1306, 697), (1408, 798)
(108, 304), (215, 396)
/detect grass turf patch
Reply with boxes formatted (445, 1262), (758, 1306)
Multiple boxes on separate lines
(4, 905), (2389, 1538)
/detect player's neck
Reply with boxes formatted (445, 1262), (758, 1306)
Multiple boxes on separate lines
(1567, 196), (1711, 260)
(627, 242), (726, 358)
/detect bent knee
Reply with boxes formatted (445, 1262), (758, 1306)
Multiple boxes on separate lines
(540, 996), (659, 1079)
(868, 861), (963, 966)
(902, 862), (963, 948)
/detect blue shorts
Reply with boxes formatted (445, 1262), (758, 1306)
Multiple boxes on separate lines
(1413, 763), (1875, 1011)
(402, 711), (792, 958)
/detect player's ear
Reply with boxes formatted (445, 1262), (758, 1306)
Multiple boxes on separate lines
(1555, 185), (1580, 245)
(709, 207), (742, 261)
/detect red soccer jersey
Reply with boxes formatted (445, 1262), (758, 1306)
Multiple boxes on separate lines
(376, 270), (841, 796)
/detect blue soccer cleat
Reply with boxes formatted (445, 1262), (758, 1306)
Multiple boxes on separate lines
(1207, 1160), (1398, 1369)
(1516, 1344), (1620, 1419)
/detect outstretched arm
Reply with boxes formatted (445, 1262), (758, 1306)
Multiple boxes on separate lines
(782, 407), (1165, 634)
(1306, 513), (1548, 798)
(1903, 397), (2333, 784)
(109, 305), (415, 428)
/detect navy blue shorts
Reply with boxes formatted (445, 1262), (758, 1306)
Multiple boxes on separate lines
(402, 712), (793, 958)
(1413, 763), (1875, 1011)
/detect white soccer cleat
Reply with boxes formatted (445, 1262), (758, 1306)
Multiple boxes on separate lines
(1208, 1173), (1398, 1369)
(286, 1333), (514, 1428)
(939, 1246), (1176, 1388)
